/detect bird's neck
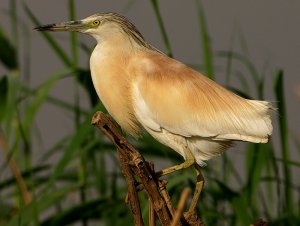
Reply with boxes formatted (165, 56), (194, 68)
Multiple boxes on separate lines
(93, 31), (145, 55)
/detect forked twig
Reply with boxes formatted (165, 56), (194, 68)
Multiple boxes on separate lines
(92, 111), (172, 226)
(0, 129), (32, 205)
(117, 147), (144, 226)
(92, 111), (266, 226)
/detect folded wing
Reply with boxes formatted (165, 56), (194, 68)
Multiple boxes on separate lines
(131, 51), (273, 144)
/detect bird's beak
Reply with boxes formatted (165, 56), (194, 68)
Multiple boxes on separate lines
(34, 20), (86, 32)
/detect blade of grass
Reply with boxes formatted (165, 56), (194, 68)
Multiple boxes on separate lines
(22, 22), (31, 82)
(0, 129), (32, 205)
(231, 195), (253, 225)
(219, 153), (244, 187)
(226, 86), (251, 99)
(20, 84), (90, 115)
(3, 73), (20, 143)
(234, 71), (250, 95)
(236, 25), (250, 57)
(96, 152), (108, 195)
(224, 22), (237, 84)
(263, 143), (276, 217)
(218, 50), (260, 89)
(9, 0), (18, 50)
(0, 76), (8, 122)
(23, 69), (73, 136)
(0, 27), (17, 70)
(195, 0), (214, 79)
(43, 103), (102, 193)
(275, 158), (300, 168)
(274, 69), (293, 215)
(150, 0), (173, 57)
(44, 121), (92, 192)
(68, 4), (87, 225)
(0, 165), (49, 190)
(69, 0), (78, 67)
(76, 69), (99, 107)
(7, 185), (79, 226)
(38, 135), (71, 162)
(40, 198), (124, 226)
(245, 144), (265, 204)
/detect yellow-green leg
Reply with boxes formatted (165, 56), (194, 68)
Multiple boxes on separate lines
(155, 159), (195, 177)
(188, 164), (204, 213)
(155, 145), (205, 212)
(156, 145), (196, 177)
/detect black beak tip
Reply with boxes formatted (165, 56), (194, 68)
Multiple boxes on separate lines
(34, 24), (55, 31)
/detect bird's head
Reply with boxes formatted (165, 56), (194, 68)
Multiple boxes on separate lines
(35, 12), (149, 48)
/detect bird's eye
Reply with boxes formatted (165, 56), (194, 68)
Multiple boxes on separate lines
(92, 20), (100, 26)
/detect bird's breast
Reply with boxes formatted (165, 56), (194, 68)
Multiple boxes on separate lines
(90, 49), (141, 135)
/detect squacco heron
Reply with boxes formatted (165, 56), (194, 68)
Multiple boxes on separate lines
(35, 13), (273, 212)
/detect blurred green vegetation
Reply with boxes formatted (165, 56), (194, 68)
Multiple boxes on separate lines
(0, 1), (299, 226)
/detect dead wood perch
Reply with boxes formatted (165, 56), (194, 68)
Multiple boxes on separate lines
(92, 111), (171, 225)
(91, 111), (268, 226)
(92, 111), (204, 226)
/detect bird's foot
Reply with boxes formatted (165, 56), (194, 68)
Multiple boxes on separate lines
(155, 159), (204, 213)
(155, 159), (195, 177)
(154, 159), (204, 212)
